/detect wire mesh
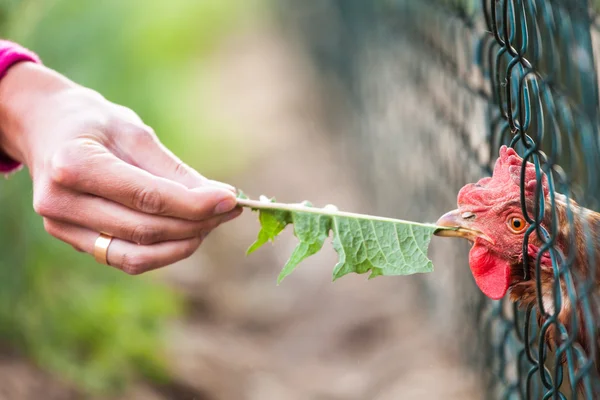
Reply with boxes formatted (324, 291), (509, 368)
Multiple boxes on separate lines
(479, 0), (600, 399)
(282, 0), (600, 399)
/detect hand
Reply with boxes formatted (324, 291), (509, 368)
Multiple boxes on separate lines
(0, 62), (242, 274)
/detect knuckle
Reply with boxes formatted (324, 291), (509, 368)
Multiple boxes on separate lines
(126, 124), (157, 145)
(143, 125), (157, 139)
(132, 186), (165, 214)
(130, 224), (162, 245)
(206, 218), (222, 231)
(194, 225), (208, 237)
(173, 159), (192, 179)
(120, 253), (147, 275)
(33, 195), (48, 217)
(49, 144), (81, 186)
(33, 185), (56, 217)
(182, 239), (201, 259)
(174, 161), (186, 177)
(198, 231), (209, 244)
(114, 104), (140, 121)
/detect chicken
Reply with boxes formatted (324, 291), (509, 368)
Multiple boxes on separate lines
(434, 145), (600, 373)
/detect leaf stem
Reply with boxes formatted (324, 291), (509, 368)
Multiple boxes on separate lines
(237, 198), (447, 230)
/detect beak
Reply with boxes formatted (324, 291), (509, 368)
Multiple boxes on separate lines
(433, 209), (492, 243)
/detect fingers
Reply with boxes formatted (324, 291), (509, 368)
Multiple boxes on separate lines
(44, 219), (204, 274)
(114, 123), (236, 192)
(48, 139), (238, 220)
(34, 184), (242, 244)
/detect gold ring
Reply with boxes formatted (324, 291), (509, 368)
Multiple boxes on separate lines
(94, 233), (113, 265)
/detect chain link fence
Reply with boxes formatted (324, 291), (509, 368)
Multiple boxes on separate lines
(281, 1), (600, 398)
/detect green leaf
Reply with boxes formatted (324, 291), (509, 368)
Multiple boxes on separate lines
(247, 203), (290, 254)
(238, 193), (444, 283)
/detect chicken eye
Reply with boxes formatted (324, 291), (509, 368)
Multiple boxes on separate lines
(461, 212), (475, 220)
(507, 216), (526, 233)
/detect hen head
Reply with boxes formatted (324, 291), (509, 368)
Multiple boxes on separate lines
(435, 146), (550, 300)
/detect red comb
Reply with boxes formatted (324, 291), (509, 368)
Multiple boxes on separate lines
(458, 146), (548, 207)
(497, 145), (549, 197)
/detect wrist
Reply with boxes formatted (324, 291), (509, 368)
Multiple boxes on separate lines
(0, 62), (76, 166)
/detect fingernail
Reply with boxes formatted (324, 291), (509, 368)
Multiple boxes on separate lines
(215, 198), (236, 214)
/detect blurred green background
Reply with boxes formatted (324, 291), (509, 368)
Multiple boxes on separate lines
(0, 0), (265, 395)
(1, 1), (594, 399)
(0, 1), (490, 399)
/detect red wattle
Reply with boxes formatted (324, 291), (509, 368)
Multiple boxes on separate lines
(468, 244), (511, 300)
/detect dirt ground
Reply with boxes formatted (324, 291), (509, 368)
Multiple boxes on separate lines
(0, 22), (484, 400)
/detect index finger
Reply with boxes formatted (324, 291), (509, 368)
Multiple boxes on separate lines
(50, 140), (237, 220)
(112, 123), (236, 192)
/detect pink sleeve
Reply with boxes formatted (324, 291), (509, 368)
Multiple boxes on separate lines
(0, 40), (41, 175)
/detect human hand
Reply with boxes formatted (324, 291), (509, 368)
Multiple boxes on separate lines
(0, 62), (242, 274)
